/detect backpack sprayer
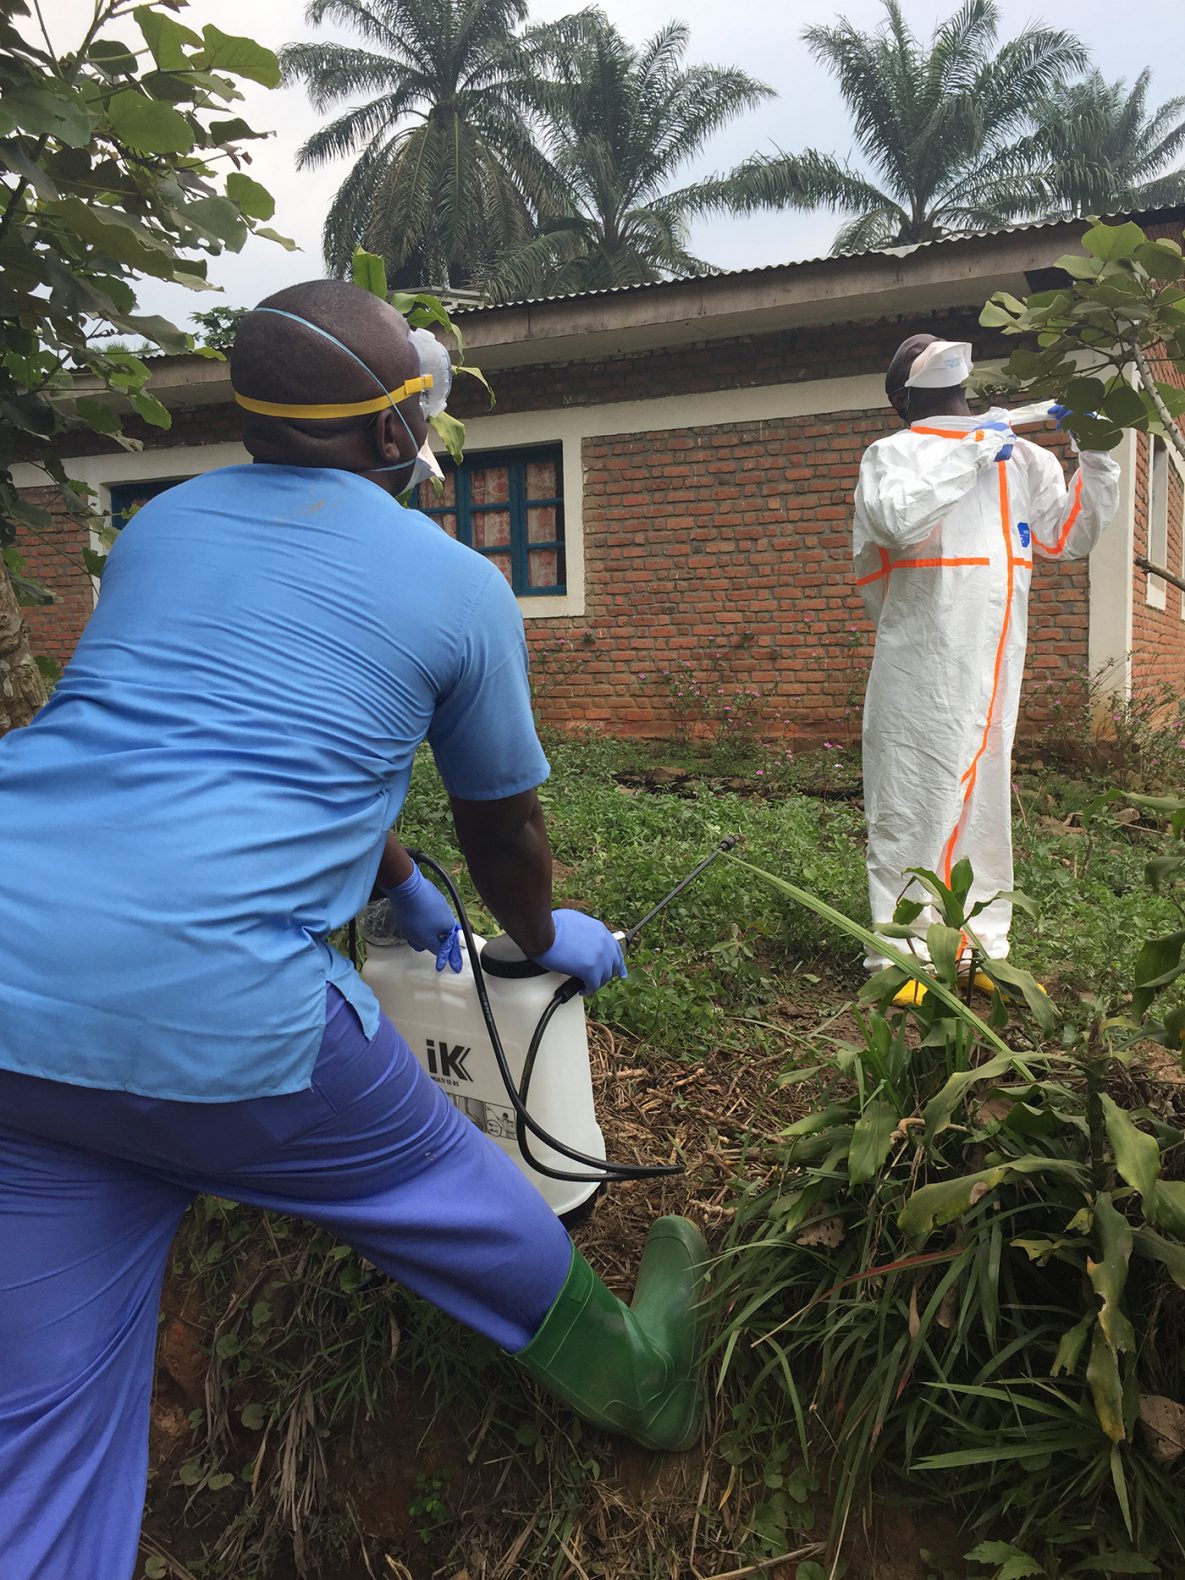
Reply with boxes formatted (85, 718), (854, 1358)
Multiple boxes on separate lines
(358, 836), (738, 1224)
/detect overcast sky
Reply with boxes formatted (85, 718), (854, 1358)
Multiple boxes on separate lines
(39, 0), (1185, 328)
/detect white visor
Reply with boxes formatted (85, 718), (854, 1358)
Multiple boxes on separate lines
(904, 339), (973, 389)
(410, 327), (453, 418)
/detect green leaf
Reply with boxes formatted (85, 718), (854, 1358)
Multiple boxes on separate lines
(1063, 376), (1106, 413)
(1099, 384), (1148, 427)
(255, 227), (298, 252)
(194, 26), (281, 87)
(74, 397), (122, 436)
(1100, 1095), (1161, 1198)
(900, 1159), (1081, 1239)
(429, 409), (466, 464)
(34, 654), (62, 683)
(107, 92), (194, 156)
(177, 1459), (205, 1486)
(240, 1402), (266, 1430)
(1146, 1178), (1185, 1237)
(180, 196), (248, 250)
(352, 249), (388, 299)
(847, 1098), (897, 1185)
(1053, 251), (1101, 280)
(1134, 240), (1184, 281)
(1082, 221), (1149, 263)
(135, 6), (201, 70)
(82, 547), (108, 579)
(1131, 1225), (1185, 1290)
(144, 1555), (168, 1578)
(207, 1471), (235, 1491)
(0, 83), (92, 147)
(225, 172), (275, 222)
(130, 390), (171, 429)
(90, 38), (140, 76)
(1131, 930), (1185, 1019)
(1051, 1312), (1093, 1377)
(927, 923), (962, 984)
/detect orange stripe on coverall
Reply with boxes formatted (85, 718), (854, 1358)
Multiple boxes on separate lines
(1031, 474), (1082, 557)
(856, 554), (991, 587)
(940, 461), (1016, 886)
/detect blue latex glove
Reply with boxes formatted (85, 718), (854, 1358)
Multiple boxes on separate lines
(1049, 403), (1071, 429)
(981, 418), (1014, 462)
(380, 864), (463, 973)
(533, 909), (628, 994)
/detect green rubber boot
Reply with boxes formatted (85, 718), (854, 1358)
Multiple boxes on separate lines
(514, 1215), (709, 1452)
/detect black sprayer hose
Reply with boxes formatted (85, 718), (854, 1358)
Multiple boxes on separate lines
(410, 849), (680, 1181)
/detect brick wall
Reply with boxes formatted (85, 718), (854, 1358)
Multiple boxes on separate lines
(525, 413), (1093, 743)
(1131, 432), (1185, 699)
(13, 487), (95, 672)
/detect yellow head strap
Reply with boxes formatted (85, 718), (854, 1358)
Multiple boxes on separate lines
(233, 373), (433, 421)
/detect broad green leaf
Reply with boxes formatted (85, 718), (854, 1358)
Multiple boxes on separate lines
(1147, 1178), (1185, 1237)
(1131, 1225), (1185, 1290)
(254, 227), (297, 251)
(74, 397), (122, 436)
(979, 299), (1017, 328)
(89, 39), (140, 76)
(1100, 1094), (1161, 1198)
(978, 957), (1059, 1032)
(1052, 252), (1101, 279)
(900, 1158), (1081, 1239)
(225, 172), (274, 222)
(847, 1098), (897, 1185)
(1063, 376), (1106, 412)
(107, 92), (194, 156)
(1051, 1312), (1093, 1376)
(1082, 221), (1148, 262)
(177, 1459), (205, 1487)
(352, 249), (388, 299)
(135, 5), (201, 70)
(923, 1052), (1026, 1140)
(180, 196), (248, 250)
(1131, 930), (1185, 1019)
(195, 26), (281, 87)
(0, 83), (92, 147)
(130, 390), (171, 429)
(1099, 384), (1148, 427)
(1087, 1323), (1128, 1443)
(926, 923), (961, 985)
(1134, 240), (1184, 281)
(81, 547), (108, 579)
(429, 409), (466, 464)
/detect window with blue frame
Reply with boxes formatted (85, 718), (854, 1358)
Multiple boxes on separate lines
(416, 446), (565, 596)
(107, 477), (189, 532)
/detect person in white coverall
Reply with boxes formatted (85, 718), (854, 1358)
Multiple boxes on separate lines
(854, 333), (1121, 980)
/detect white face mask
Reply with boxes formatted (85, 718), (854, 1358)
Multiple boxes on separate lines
(905, 339), (974, 389)
(409, 439), (445, 488)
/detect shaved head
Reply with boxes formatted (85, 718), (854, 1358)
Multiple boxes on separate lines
(231, 280), (426, 478)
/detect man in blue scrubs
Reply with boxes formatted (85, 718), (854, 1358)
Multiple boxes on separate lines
(0, 281), (707, 1580)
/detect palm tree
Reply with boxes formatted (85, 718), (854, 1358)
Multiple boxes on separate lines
(280, 0), (550, 287)
(1002, 70), (1185, 221)
(482, 12), (772, 301)
(726, 0), (1087, 253)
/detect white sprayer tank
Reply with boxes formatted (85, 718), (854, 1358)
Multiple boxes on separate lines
(360, 915), (606, 1220)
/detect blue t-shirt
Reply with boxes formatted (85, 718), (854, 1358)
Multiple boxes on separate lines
(0, 465), (549, 1100)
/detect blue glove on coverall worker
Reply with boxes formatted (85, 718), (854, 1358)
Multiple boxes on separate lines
(853, 334), (1121, 987)
(0, 280), (707, 1580)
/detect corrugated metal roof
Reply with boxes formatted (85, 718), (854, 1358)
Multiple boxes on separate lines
(454, 203), (1185, 315)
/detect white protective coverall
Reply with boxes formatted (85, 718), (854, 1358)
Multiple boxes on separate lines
(854, 412), (1121, 966)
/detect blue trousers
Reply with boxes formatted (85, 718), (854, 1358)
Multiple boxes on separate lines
(0, 987), (573, 1580)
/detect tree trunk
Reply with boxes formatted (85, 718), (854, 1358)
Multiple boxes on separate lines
(1132, 342), (1185, 468)
(0, 560), (47, 734)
